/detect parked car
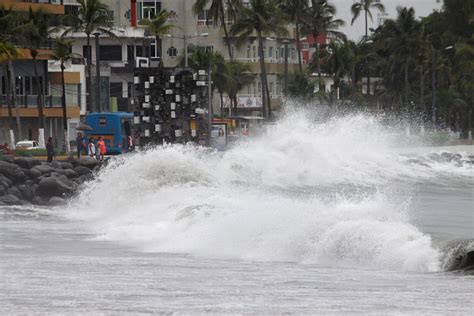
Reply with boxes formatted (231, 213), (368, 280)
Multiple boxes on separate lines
(15, 140), (39, 150)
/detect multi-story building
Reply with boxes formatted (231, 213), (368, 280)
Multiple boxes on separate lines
(64, 0), (308, 118)
(0, 0), (84, 148)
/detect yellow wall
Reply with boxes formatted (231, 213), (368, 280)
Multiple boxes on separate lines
(1, 0), (65, 14)
(0, 106), (80, 118)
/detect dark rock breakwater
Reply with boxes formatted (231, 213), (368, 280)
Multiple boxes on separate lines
(0, 156), (103, 206)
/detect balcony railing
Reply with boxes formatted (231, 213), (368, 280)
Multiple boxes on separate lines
(0, 94), (67, 108)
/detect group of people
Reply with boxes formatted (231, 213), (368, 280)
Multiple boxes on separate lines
(76, 132), (106, 161)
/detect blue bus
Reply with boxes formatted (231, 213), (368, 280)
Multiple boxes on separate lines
(84, 112), (133, 155)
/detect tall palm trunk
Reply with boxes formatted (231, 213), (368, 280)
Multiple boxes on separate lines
(8, 60), (22, 141)
(86, 33), (93, 113)
(258, 32), (269, 117)
(295, 18), (302, 72)
(60, 61), (71, 155)
(364, 9), (371, 96)
(404, 62), (409, 110)
(219, 4), (233, 60)
(4, 64), (15, 147)
(258, 33), (271, 118)
(352, 66), (356, 103)
(32, 52), (46, 148)
(313, 33), (323, 92)
(419, 65), (424, 116)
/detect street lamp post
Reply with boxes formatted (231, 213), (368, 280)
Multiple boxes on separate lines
(165, 33), (209, 68)
(93, 32), (101, 113)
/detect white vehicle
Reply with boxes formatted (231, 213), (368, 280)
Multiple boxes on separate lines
(15, 140), (39, 150)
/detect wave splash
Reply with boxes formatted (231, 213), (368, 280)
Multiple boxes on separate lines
(65, 110), (472, 272)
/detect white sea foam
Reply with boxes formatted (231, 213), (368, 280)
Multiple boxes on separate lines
(65, 109), (473, 272)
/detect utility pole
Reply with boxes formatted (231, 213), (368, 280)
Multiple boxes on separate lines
(207, 66), (212, 146)
(94, 32), (101, 113)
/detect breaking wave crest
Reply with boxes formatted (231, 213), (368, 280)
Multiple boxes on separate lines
(65, 109), (473, 272)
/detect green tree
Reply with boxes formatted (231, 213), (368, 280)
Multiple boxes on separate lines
(140, 9), (174, 64)
(223, 60), (255, 115)
(350, 0), (385, 41)
(285, 71), (315, 100)
(64, 0), (114, 113)
(377, 7), (420, 111)
(231, 0), (287, 118)
(301, 0), (345, 85)
(51, 37), (78, 155)
(192, 0), (241, 59)
(18, 8), (52, 148)
(0, 6), (22, 143)
(278, 0), (309, 72)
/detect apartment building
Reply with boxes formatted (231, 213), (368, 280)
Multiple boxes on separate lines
(0, 0), (84, 147)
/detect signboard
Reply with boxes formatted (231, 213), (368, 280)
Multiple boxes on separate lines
(210, 123), (227, 151)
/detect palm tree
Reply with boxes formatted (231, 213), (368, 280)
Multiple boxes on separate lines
(140, 9), (174, 64)
(301, 0), (345, 89)
(192, 0), (241, 60)
(231, 0), (287, 118)
(224, 60), (255, 115)
(0, 6), (22, 143)
(382, 7), (420, 110)
(350, 0), (385, 41)
(51, 37), (77, 155)
(64, 0), (114, 113)
(18, 8), (52, 148)
(321, 39), (354, 99)
(350, 0), (385, 97)
(278, 0), (308, 72)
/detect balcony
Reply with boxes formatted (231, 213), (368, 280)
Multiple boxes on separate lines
(1, 0), (65, 14)
(0, 94), (80, 118)
(234, 58), (306, 74)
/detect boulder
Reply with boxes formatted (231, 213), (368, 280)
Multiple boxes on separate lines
(25, 168), (42, 180)
(30, 164), (55, 175)
(35, 175), (77, 198)
(0, 193), (21, 205)
(0, 155), (15, 163)
(50, 161), (63, 170)
(0, 161), (26, 183)
(0, 185), (7, 196)
(76, 157), (101, 169)
(18, 185), (34, 202)
(32, 196), (48, 205)
(56, 169), (79, 178)
(14, 157), (41, 169)
(49, 196), (65, 206)
(59, 161), (74, 170)
(7, 186), (23, 200)
(74, 166), (93, 176)
(0, 174), (13, 188)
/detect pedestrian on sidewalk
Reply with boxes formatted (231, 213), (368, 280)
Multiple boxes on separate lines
(76, 132), (86, 159)
(96, 136), (106, 161)
(88, 137), (96, 158)
(46, 137), (55, 163)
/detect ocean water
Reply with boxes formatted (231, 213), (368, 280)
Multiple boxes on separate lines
(1, 110), (473, 314)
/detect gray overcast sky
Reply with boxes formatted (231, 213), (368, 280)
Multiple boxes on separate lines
(331, 0), (443, 41)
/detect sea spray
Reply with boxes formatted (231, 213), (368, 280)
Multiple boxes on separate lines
(65, 109), (472, 272)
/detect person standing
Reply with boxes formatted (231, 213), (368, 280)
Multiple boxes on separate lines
(46, 137), (55, 163)
(96, 136), (106, 161)
(88, 137), (96, 158)
(76, 132), (85, 159)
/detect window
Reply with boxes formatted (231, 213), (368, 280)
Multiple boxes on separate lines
(107, 10), (114, 22)
(110, 82), (123, 98)
(247, 46), (251, 58)
(252, 46), (256, 59)
(276, 47), (279, 59)
(150, 40), (157, 58)
(127, 45), (135, 61)
(270, 82), (274, 95)
(100, 45), (122, 61)
(258, 82), (261, 93)
(143, 1), (158, 19)
(197, 10), (213, 26)
(269, 47), (273, 59)
(83, 45), (91, 62)
(25, 76), (31, 95)
(1, 76), (5, 95)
